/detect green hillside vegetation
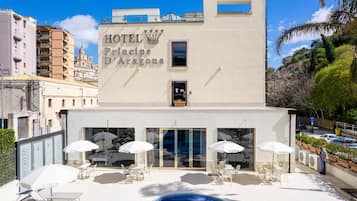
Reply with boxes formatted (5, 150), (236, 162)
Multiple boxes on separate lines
(312, 45), (357, 118)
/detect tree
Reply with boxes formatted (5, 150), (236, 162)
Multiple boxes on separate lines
(321, 34), (336, 63)
(276, 0), (357, 55)
(311, 45), (357, 118)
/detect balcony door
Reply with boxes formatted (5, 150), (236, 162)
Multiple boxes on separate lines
(172, 81), (187, 106)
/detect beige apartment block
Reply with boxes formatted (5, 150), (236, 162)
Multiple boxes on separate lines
(62, 0), (296, 172)
(2, 74), (98, 140)
(36, 26), (75, 80)
(0, 9), (37, 76)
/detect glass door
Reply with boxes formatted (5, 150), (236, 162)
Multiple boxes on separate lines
(163, 129), (175, 167)
(147, 128), (206, 169)
(177, 129), (190, 168)
(193, 129), (206, 168)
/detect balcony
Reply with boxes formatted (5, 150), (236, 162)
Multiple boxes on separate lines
(39, 61), (50, 66)
(38, 34), (50, 41)
(63, 46), (69, 52)
(102, 12), (204, 24)
(39, 52), (50, 57)
(40, 43), (50, 48)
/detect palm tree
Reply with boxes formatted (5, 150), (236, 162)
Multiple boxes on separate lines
(276, 0), (357, 55)
(276, 0), (357, 81)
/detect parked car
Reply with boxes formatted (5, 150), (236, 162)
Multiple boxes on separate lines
(331, 137), (356, 146)
(346, 143), (357, 149)
(319, 133), (338, 143)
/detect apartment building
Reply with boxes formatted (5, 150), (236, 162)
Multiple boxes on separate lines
(36, 26), (75, 80)
(1, 74), (98, 140)
(0, 9), (36, 76)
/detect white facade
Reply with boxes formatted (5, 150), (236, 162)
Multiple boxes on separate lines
(0, 9), (36, 76)
(2, 75), (98, 140)
(62, 0), (296, 171)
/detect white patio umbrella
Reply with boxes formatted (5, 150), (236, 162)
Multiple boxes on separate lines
(64, 140), (99, 164)
(63, 140), (99, 153)
(20, 164), (79, 197)
(257, 141), (294, 174)
(209, 141), (245, 164)
(119, 141), (154, 166)
(92, 132), (117, 151)
(209, 141), (245, 153)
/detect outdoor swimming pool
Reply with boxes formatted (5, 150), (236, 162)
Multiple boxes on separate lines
(156, 193), (223, 201)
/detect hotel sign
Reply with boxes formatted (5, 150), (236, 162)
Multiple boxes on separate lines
(103, 29), (164, 66)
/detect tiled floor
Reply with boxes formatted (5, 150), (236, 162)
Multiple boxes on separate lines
(44, 167), (349, 201)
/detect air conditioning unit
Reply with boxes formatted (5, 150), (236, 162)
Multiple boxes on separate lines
(308, 154), (321, 171)
(295, 147), (300, 161)
(298, 150), (309, 165)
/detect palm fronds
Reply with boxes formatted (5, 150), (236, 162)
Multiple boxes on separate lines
(276, 22), (339, 55)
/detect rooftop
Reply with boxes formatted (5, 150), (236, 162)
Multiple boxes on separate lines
(3, 74), (97, 88)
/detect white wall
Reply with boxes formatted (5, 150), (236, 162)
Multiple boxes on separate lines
(65, 107), (295, 170)
(98, 0), (266, 106)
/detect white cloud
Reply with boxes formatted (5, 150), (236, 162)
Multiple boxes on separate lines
(267, 40), (273, 46)
(309, 6), (333, 23)
(54, 15), (98, 48)
(281, 6), (334, 44)
(288, 44), (309, 56)
(278, 20), (286, 32)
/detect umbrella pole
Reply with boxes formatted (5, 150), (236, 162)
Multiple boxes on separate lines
(272, 152), (275, 175)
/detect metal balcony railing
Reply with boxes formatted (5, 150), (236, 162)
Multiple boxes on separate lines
(102, 12), (204, 24)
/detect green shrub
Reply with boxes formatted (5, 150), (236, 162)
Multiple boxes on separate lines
(0, 129), (15, 153)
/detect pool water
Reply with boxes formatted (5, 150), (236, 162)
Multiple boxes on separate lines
(156, 193), (223, 201)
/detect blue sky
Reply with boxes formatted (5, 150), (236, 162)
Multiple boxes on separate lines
(0, 0), (337, 68)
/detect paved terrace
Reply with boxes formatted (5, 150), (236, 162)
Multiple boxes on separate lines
(1, 165), (353, 201)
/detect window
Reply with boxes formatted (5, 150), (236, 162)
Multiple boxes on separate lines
(48, 99), (52, 107)
(23, 62), (26, 68)
(23, 20), (26, 28)
(85, 128), (135, 166)
(72, 99), (75, 106)
(62, 99), (65, 107)
(217, 2), (252, 14)
(90, 99), (93, 105)
(172, 81), (187, 106)
(172, 42), (187, 67)
(48, 119), (52, 127)
(83, 99), (86, 105)
(217, 128), (255, 170)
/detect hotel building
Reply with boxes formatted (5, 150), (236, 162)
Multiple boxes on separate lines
(61, 0), (296, 171)
(0, 9), (37, 76)
(36, 26), (75, 80)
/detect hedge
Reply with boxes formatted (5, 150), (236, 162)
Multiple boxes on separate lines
(0, 129), (15, 186)
(0, 129), (15, 153)
(296, 134), (357, 163)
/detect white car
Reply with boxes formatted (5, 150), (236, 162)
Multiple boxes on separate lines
(320, 133), (337, 143)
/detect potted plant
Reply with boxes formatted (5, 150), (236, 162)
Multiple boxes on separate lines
(173, 99), (186, 107)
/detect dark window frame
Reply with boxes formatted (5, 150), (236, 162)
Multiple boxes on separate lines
(171, 41), (187, 67)
(171, 81), (187, 106)
(48, 99), (52, 108)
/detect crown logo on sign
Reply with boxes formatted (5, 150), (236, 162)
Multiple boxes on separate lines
(144, 29), (164, 45)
